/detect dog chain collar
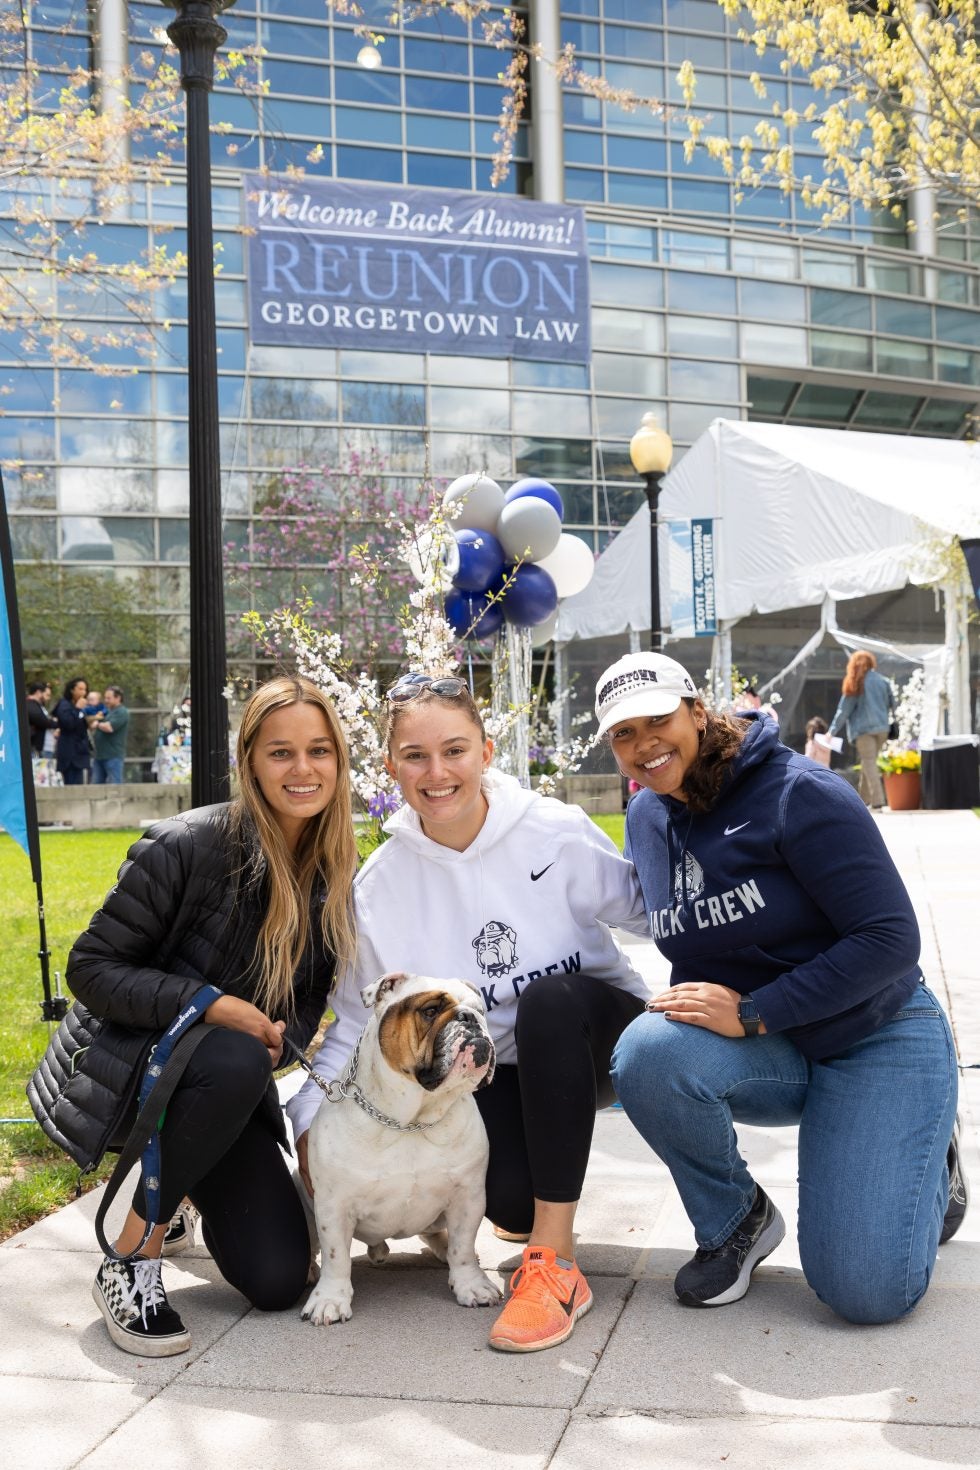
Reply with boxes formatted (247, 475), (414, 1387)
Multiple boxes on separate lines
(285, 1033), (438, 1133)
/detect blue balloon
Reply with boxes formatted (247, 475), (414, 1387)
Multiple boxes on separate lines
(505, 477), (564, 521)
(499, 563), (559, 629)
(453, 528), (505, 594)
(444, 588), (505, 641)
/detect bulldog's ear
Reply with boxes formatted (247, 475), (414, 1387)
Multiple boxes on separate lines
(361, 971), (409, 1011)
(459, 978), (485, 1008)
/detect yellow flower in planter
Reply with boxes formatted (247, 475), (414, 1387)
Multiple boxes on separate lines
(877, 745), (922, 776)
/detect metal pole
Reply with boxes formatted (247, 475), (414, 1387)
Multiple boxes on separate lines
(644, 471), (664, 652)
(166, 0), (230, 807)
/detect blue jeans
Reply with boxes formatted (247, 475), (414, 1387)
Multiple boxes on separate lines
(92, 757), (123, 784)
(611, 984), (957, 1325)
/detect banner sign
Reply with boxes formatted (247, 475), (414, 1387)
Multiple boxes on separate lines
(246, 176), (590, 362)
(691, 517), (717, 636)
(0, 474), (32, 857)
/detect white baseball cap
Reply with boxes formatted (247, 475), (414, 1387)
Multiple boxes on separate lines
(594, 653), (699, 737)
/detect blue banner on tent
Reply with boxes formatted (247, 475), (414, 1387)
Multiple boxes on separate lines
(245, 176), (590, 363)
(691, 517), (717, 636)
(0, 518), (29, 854)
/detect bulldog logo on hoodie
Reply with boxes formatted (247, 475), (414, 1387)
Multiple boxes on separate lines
(674, 850), (705, 907)
(472, 920), (519, 978)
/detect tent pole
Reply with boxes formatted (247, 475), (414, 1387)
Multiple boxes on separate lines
(554, 641), (567, 745)
(943, 578), (970, 733)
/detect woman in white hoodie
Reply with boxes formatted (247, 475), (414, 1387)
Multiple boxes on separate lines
(287, 672), (650, 1354)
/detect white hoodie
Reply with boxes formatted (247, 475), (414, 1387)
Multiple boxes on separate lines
(285, 770), (650, 1143)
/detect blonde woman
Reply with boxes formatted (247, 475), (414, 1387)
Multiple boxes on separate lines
(63, 677), (356, 1358)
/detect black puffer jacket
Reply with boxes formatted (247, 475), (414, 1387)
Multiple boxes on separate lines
(45, 803), (336, 1170)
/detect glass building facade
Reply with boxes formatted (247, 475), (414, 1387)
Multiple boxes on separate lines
(4, 0), (979, 768)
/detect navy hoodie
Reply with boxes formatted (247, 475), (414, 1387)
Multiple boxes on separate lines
(624, 713), (922, 1061)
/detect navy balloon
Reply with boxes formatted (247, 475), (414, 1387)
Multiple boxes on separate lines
(500, 563), (559, 628)
(505, 477), (564, 521)
(445, 587), (505, 641)
(453, 529), (505, 594)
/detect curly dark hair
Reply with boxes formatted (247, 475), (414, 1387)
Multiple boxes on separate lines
(678, 701), (749, 815)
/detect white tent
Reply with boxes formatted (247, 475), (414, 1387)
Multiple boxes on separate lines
(556, 419), (980, 733)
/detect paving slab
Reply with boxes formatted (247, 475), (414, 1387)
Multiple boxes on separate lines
(182, 1261), (631, 1408)
(75, 1386), (569, 1470)
(1, 1377), (155, 1470)
(0, 1246), (247, 1385)
(582, 1278), (980, 1427)
(552, 1412), (980, 1469)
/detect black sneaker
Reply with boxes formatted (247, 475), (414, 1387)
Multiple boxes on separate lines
(940, 1117), (969, 1245)
(92, 1256), (191, 1357)
(675, 1186), (785, 1308)
(162, 1202), (199, 1257)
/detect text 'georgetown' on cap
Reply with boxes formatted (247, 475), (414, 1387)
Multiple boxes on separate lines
(594, 653), (699, 737)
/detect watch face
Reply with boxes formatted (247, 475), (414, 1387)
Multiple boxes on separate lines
(738, 998), (760, 1023)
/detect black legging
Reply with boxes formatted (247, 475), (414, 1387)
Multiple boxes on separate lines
(475, 973), (645, 1235)
(130, 1028), (309, 1311)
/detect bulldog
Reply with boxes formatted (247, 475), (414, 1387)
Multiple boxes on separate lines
(301, 971), (501, 1326)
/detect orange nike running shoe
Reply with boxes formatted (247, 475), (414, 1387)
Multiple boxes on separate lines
(488, 1245), (593, 1353)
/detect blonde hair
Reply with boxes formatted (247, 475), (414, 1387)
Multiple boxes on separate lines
(233, 676), (357, 1018)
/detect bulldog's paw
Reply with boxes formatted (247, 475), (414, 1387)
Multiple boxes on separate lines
(301, 1280), (353, 1325)
(366, 1241), (389, 1267)
(449, 1268), (502, 1308)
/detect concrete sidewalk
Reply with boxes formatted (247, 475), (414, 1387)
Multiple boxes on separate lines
(3, 810), (978, 1469)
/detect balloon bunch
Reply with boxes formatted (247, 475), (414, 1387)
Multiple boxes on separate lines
(441, 473), (595, 646)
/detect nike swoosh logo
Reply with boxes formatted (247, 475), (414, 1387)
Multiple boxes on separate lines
(724, 822), (750, 835)
(531, 863), (555, 881)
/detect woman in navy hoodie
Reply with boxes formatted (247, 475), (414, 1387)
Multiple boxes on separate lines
(595, 651), (965, 1325)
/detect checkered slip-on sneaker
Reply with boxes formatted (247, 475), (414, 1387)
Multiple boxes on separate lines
(162, 1201), (200, 1257)
(92, 1256), (191, 1357)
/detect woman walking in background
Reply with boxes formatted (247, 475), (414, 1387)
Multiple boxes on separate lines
(829, 650), (895, 808)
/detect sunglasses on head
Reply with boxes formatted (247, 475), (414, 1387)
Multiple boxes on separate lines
(386, 673), (468, 705)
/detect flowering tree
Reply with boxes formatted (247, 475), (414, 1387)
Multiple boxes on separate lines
(0, 11), (256, 371)
(342, 0), (980, 230)
(229, 448), (430, 678)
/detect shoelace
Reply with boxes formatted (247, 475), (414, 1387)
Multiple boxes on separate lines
(508, 1254), (573, 1305)
(695, 1225), (752, 1263)
(126, 1258), (167, 1328)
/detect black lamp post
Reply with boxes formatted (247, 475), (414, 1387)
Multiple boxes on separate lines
(162, 0), (233, 806)
(629, 413), (674, 652)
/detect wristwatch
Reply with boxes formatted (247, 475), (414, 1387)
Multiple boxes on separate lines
(737, 996), (762, 1038)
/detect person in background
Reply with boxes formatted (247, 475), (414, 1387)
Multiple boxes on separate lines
(84, 689), (107, 720)
(26, 681), (57, 757)
(828, 650), (895, 809)
(594, 650), (964, 1327)
(804, 715), (831, 768)
(92, 686), (130, 785)
(53, 676), (93, 786)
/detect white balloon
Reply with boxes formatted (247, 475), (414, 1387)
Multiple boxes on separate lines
(443, 473), (505, 533)
(405, 523), (460, 590)
(530, 610), (559, 648)
(535, 533), (595, 599)
(497, 496), (562, 563)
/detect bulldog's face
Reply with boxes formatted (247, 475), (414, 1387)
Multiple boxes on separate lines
(361, 972), (495, 1093)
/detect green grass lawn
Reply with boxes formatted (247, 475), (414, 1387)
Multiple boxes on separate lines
(0, 812), (627, 1239)
(0, 829), (138, 1238)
